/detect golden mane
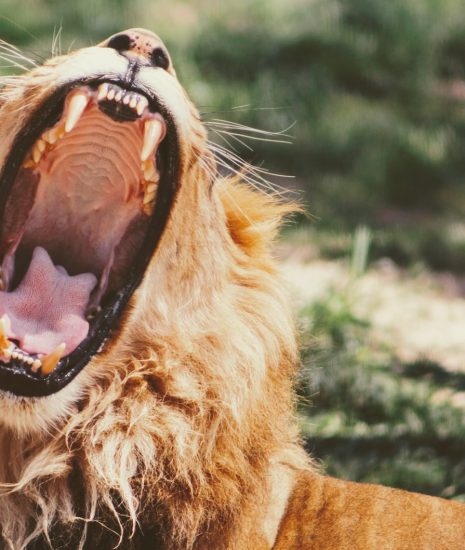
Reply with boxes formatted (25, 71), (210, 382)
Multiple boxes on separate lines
(0, 128), (308, 547)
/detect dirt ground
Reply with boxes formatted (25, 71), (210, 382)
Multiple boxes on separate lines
(281, 256), (465, 372)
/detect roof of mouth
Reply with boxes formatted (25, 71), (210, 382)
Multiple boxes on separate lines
(0, 82), (166, 377)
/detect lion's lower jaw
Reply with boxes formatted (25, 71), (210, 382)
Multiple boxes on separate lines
(0, 371), (87, 434)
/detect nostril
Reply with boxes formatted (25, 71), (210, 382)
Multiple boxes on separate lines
(107, 33), (132, 53)
(150, 47), (169, 70)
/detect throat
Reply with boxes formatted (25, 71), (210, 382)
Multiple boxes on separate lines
(13, 104), (150, 294)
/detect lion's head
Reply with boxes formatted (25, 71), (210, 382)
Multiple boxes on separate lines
(0, 29), (307, 549)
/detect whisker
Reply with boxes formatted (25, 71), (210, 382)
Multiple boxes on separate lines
(207, 141), (296, 196)
(51, 24), (63, 57)
(209, 141), (293, 180)
(0, 54), (29, 72)
(200, 105), (288, 116)
(210, 128), (292, 145)
(0, 40), (38, 67)
(209, 149), (292, 197)
(206, 118), (296, 138)
(210, 127), (254, 152)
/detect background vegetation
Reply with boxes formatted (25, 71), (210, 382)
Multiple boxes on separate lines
(2, 0), (465, 500)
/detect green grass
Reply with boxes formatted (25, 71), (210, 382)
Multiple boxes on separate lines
(297, 284), (465, 500)
(286, 220), (465, 274)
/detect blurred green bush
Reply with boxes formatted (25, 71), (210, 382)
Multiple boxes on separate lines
(298, 284), (465, 500)
(4, 0), (465, 227)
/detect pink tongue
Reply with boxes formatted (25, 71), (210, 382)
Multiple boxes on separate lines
(0, 247), (97, 356)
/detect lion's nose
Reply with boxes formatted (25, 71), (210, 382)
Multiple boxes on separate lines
(104, 28), (172, 72)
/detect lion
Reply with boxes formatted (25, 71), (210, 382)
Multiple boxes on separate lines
(0, 27), (463, 550)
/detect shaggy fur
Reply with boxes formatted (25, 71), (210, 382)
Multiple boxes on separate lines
(0, 30), (465, 550)
(0, 36), (308, 549)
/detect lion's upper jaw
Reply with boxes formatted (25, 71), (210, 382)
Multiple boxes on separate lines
(0, 35), (212, 393)
(0, 31), (305, 550)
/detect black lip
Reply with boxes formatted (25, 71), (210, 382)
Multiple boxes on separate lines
(0, 77), (180, 397)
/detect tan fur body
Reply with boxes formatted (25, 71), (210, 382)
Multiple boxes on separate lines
(275, 471), (465, 549)
(0, 30), (463, 550)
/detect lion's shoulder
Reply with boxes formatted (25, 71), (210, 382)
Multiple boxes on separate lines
(273, 471), (465, 550)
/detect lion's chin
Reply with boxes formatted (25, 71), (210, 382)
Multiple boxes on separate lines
(0, 370), (87, 434)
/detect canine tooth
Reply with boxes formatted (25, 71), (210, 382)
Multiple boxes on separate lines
(141, 119), (164, 162)
(97, 83), (109, 101)
(0, 319), (10, 355)
(130, 95), (138, 109)
(37, 139), (46, 153)
(65, 91), (89, 133)
(41, 343), (66, 376)
(31, 359), (42, 373)
(136, 97), (148, 116)
(107, 88), (116, 101)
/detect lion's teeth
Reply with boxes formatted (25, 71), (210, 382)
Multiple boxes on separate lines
(142, 182), (157, 214)
(37, 139), (46, 153)
(115, 90), (123, 102)
(40, 343), (65, 376)
(145, 181), (157, 194)
(129, 95), (138, 109)
(143, 190), (156, 205)
(31, 359), (42, 373)
(136, 97), (148, 116)
(142, 159), (158, 182)
(0, 319), (10, 356)
(141, 118), (165, 162)
(97, 83), (109, 101)
(107, 88), (116, 101)
(123, 94), (130, 105)
(65, 91), (89, 133)
(42, 130), (52, 144)
(43, 125), (64, 145)
(32, 143), (42, 164)
(86, 305), (101, 321)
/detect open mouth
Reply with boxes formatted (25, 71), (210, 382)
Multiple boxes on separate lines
(0, 79), (180, 397)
